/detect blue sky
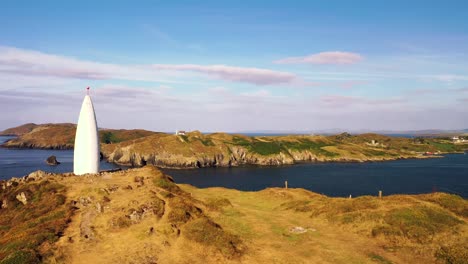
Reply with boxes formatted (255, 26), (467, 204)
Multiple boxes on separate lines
(1, 0), (467, 132)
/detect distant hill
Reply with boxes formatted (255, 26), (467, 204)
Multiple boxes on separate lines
(235, 129), (468, 136)
(3, 123), (468, 168)
(0, 123), (39, 136)
(0, 123), (157, 149)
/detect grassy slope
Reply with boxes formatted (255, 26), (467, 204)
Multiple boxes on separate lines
(0, 123), (39, 136)
(0, 166), (466, 264)
(0, 177), (73, 263)
(2, 123), (467, 166)
(101, 131), (468, 167)
(1, 124), (156, 149)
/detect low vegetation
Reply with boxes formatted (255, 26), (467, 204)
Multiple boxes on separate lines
(183, 217), (244, 258)
(0, 167), (467, 263)
(1, 123), (156, 149)
(0, 179), (73, 263)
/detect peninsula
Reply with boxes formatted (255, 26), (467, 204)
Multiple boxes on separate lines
(1, 124), (467, 168)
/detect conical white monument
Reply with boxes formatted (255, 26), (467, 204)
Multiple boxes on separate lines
(74, 87), (100, 175)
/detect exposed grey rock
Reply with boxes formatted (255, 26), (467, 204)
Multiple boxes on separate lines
(128, 210), (142, 223)
(80, 210), (96, 240)
(79, 196), (93, 207)
(26, 170), (48, 181)
(16, 192), (28, 205)
(289, 226), (308, 234)
(96, 202), (103, 213)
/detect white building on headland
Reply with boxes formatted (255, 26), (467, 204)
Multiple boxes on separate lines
(74, 87), (100, 175)
(175, 130), (186, 135)
(452, 136), (468, 144)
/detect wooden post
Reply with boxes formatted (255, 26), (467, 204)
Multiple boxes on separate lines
(378, 190), (382, 199)
(285, 181), (288, 189)
(349, 194), (352, 199)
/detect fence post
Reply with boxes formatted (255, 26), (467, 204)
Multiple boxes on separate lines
(285, 181), (288, 189)
(378, 190), (382, 199)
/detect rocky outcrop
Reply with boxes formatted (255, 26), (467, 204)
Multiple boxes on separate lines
(104, 146), (297, 168)
(46, 155), (61, 165)
(16, 192), (28, 205)
(2, 140), (74, 150)
(101, 136), (428, 169)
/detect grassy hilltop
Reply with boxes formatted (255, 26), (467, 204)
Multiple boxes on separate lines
(101, 131), (468, 168)
(1, 123), (155, 150)
(0, 166), (467, 263)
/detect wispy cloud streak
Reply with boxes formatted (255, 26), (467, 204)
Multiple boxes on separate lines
(0, 46), (297, 86)
(275, 51), (363, 65)
(152, 64), (296, 85)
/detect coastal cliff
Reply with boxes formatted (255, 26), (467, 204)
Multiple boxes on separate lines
(0, 166), (466, 263)
(101, 131), (468, 168)
(2, 124), (467, 168)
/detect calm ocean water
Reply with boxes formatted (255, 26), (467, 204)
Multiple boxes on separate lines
(0, 136), (121, 179)
(163, 153), (468, 198)
(1, 136), (467, 198)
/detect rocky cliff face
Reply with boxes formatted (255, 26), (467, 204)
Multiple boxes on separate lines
(3, 123), (467, 169)
(101, 132), (449, 169)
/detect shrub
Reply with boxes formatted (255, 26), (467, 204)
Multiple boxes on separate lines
(153, 178), (180, 194)
(435, 243), (468, 264)
(0, 250), (39, 264)
(206, 198), (232, 211)
(0, 180), (72, 263)
(184, 217), (243, 258)
(382, 206), (462, 243)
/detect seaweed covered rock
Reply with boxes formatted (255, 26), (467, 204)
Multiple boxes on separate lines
(46, 155), (60, 166)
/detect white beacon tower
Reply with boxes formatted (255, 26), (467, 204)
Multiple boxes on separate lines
(74, 87), (100, 175)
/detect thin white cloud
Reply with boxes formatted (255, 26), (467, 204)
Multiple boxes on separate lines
(275, 51), (363, 65)
(0, 46), (297, 86)
(320, 95), (405, 107)
(152, 64), (296, 85)
(430, 74), (468, 82)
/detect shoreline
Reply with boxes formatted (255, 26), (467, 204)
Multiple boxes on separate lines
(1, 166), (466, 199)
(1, 142), (463, 170)
(105, 152), (449, 169)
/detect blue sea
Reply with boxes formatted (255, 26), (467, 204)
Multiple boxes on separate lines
(1, 136), (467, 198)
(0, 136), (121, 179)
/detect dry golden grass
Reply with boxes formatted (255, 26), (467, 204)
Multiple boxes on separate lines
(0, 178), (73, 263)
(1, 166), (467, 264)
(1, 124), (155, 149)
(0, 123), (39, 136)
